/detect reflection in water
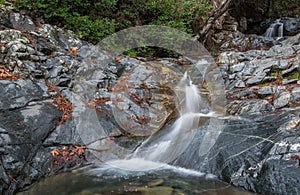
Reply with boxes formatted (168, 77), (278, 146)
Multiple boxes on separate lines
(21, 161), (253, 195)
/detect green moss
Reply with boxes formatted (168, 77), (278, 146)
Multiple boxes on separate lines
(268, 68), (281, 77)
(283, 71), (299, 80)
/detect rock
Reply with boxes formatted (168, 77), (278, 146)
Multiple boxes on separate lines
(0, 80), (47, 110)
(246, 72), (266, 85)
(9, 11), (36, 31)
(173, 110), (300, 194)
(282, 17), (300, 36)
(234, 80), (246, 88)
(257, 86), (277, 97)
(0, 98), (61, 193)
(273, 92), (291, 109)
(281, 63), (298, 76)
(281, 33), (300, 45)
(291, 87), (300, 103)
(230, 62), (245, 73)
(217, 52), (240, 65)
(282, 78), (298, 84)
(227, 99), (274, 115)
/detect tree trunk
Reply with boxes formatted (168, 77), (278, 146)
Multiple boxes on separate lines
(195, 0), (233, 42)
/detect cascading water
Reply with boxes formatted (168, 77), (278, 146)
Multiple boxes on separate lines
(129, 72), (211, 162)
(264, 19), (284, 39)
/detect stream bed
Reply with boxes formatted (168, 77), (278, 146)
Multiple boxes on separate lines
(20, 160), (253, 195)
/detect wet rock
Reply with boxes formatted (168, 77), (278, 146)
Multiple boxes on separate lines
(173, 110), (300, 195)
(91, 59), (182, 137)
(273, 91), (291, 109)
(44, 120), (82, 145)
(0, 98), (61, 193)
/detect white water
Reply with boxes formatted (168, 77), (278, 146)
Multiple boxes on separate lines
(264, 19), (284, 39)
(90, 158), (207, 177)
(99, 71), (222, 172)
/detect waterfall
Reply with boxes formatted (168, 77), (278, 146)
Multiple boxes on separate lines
(126, 72), (214, 165)
(264, 19), (284, 39)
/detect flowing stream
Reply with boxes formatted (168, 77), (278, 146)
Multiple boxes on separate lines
(127, 72), (212, 164)
(20, 70), (253, 194)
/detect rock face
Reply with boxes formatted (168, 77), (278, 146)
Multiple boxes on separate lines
(0, 6), (89, 194)
(1, 5), (300, 195)
(178, 32), (300, 194)
(173, 110), (300, 194)
(218, 33), (300, 115)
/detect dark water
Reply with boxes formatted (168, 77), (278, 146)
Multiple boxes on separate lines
(19, 161), (253, 195)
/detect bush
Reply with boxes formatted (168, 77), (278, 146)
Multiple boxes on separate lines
(14, 0), (211, 46)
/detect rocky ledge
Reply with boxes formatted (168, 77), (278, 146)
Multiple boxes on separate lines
(0, 5), (300, 195)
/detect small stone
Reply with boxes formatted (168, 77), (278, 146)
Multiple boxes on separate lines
(257, 86), (277, 96)
(217, 52), (240, 65)
(273, 92), (291, 109)
(234, 80), (246, 88)
(291, 87), (300, 103)
(147, 178), (164, 187)
(282, 64), (298, 76)
(227, 99), (274, 115)
(230, 62), (245, 73)
(282, 79), (298, 85)
(246, 72), (266, 85)
(278, 60), (290, 69)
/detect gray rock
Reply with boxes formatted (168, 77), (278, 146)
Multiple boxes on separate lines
(246, 72), (266, 85)
(282, 33), (300, 46)
(0, 80), (48, 110)
(282, 63), (298, 76)
(257, 86), (277, 97)
(278, 59), (292, 69)
(173, 111), (300, 194)
(234, 80), (246, 88)
(273, 91), (291, 108)
(283, 17), (300, 36)
(291, 87), (300, 103)
(217, 52), (240, 65)
(227, 99), (274, 115)
(9, 12), (36, 31)
(282, 78), (298, 84)
(230, 62), (245, 73)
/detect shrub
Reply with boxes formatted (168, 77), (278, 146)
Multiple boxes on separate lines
(14, 0), (212, 45)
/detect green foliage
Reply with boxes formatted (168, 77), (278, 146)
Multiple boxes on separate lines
(272, 0), (300, 17)
(0, 0), (6, 5)
(14, 0), (211, 48)
(241, 0), (300, 19)
(124, 47), (175, 58)
(147, 0), (211, 33)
